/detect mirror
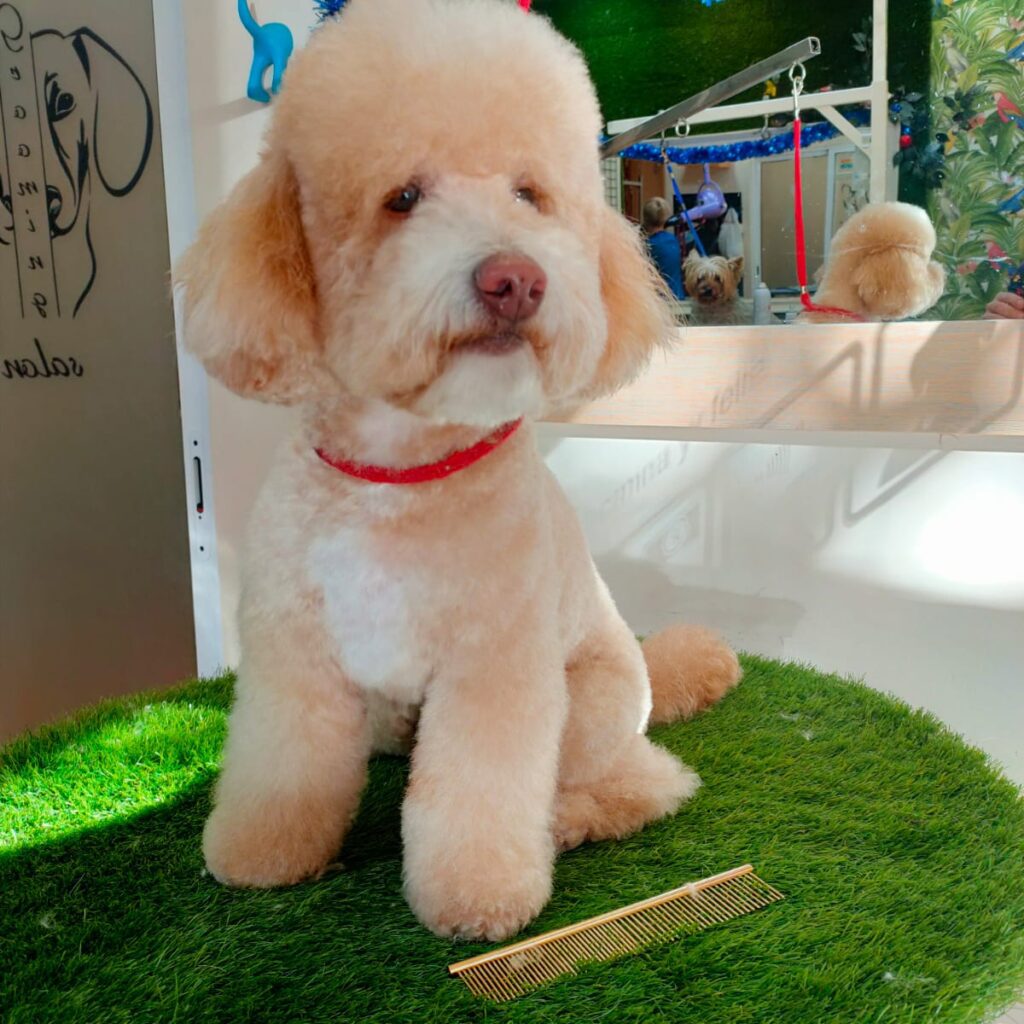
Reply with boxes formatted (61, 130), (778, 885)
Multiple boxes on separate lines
(543, 0), (1024, 326)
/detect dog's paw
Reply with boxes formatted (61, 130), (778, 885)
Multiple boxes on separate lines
(405, 843), (553, 941)
(642, 625), (742, 726)
(202, 800), (337, 889)
(554, 737), (700, 852)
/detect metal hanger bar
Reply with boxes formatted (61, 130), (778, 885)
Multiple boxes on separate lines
(600, 36), (822, 159)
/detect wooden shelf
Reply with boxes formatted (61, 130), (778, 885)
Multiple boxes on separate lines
(547, 320), (1024, 452)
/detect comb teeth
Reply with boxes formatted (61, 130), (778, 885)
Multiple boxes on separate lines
(449, 864), (784, 1002)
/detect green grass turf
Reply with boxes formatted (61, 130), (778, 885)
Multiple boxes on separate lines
(2, 656), (1023, 1024)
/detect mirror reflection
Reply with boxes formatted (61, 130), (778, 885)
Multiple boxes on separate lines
(544, 0), (1024, 325)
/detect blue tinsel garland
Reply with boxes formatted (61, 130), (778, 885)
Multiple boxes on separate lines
(612, 108), (872, 166)
(313, 0), (348, 20)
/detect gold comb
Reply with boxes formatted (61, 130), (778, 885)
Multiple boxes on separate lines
(448, 864), (784, 1002)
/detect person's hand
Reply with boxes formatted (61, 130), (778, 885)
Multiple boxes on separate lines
(984, 291), (1024, 320)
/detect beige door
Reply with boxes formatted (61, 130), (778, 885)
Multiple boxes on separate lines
(760, 151), (829, 289)
(0, 0), (195, 740)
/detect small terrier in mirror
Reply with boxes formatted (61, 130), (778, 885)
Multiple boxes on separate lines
(683, 251), (753, 326)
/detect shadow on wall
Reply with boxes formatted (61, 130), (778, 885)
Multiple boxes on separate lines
(559, 433), (1024, 779)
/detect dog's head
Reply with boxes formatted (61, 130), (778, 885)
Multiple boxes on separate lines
(683, 251), (743, 307)
(15, 29), (153, 241)
(820, 201), (945, 320)
(176, 0), (672, 426)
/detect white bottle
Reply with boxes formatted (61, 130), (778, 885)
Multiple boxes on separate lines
(753, 280), (772, 324)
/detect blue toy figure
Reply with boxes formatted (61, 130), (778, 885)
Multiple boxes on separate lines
(238, 0), (294, 103)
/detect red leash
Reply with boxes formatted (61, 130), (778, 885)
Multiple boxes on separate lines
(790, 72), (865, 322)
(315, 419), (522, 485)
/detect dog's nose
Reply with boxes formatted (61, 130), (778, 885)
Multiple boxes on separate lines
(474, 255), (547, 321)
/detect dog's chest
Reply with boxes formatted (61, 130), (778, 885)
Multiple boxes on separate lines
(308, 529), (431, 701)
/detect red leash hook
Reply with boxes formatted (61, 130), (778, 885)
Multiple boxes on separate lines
(789, 63), (865, 322)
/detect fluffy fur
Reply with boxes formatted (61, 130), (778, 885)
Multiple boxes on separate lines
(176, 0), (740, 941)
(800, 201), (946, 323)
(683, 251), (753, 326)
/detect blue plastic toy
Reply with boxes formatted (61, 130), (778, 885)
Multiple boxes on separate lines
(238, 0), (294, 103)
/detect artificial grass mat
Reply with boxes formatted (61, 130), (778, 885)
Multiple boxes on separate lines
(2, 656), (1023, 1024)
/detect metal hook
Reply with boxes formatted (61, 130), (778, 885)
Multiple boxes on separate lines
(789, 62), (806, 117)
(673, 118), (691, 139)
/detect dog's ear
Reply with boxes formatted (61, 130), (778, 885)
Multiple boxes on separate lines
(727, 255), (744, 281)
(73, 30), (153, 196)
(852, 248), (945, 320)
(587, 206), (675, 398)
(175, 153), (323, 403)
(684, 249), (699, 267)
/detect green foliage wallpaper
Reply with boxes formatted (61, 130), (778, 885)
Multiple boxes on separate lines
(540, 0), (931, 123)
(927, 0), (1024, 320)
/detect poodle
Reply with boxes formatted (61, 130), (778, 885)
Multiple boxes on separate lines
(683, 251), (753, 325)
(176, 0), (740, 942)
(800, 201), (945, 323)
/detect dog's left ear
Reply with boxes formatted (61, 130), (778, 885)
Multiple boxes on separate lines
(727, 255), (744, 281)
(73, 30), (153, 196)
(588, 206), (675, 398)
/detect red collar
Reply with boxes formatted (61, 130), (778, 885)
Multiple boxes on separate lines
(315, 419), (522, 485)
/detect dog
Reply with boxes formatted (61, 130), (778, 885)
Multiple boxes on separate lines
(683, 251), (753, 325)
(177, 0), (741, 942)
(0, 26), (153, 315)
(800, 201), (945, 323)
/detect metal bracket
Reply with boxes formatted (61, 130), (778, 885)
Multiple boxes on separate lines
(818, 105), (870, 152)
(601, 36), (822, 159)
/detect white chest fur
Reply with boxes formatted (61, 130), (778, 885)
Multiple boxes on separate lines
(307, 529), (430, 703)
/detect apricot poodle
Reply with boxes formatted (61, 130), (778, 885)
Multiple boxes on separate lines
(801, 201), (945, 323)
(177, 0), (740, 941)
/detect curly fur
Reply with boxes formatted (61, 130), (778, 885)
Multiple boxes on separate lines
(175, 0), (739, 941)
(800, 201), (946, 323)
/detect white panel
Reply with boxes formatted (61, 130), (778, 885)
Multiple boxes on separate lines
(541, 431), (1024, 785)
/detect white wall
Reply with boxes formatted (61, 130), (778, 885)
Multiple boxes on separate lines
(177, 6), (1023, 784)
(542, 431), (1024, 784)
(181, 1), (313, 660)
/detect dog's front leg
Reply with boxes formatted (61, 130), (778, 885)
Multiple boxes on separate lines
(203, 611), (371, 888)
(401, 633), (567, 941)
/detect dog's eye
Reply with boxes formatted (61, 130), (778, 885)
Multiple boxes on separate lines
(514, 186), (539, 206)
(384, 184), (423, 215)
(46, 81), (75, 123)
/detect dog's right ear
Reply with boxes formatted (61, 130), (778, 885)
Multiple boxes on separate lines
(175, 154), (322, 403)
(586, 205), (676, 398)
(851, 247), (944, 320)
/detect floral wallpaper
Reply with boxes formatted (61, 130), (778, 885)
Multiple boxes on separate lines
(928, 0), (1024, 319)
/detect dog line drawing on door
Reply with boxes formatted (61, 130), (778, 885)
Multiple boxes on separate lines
(0, 15), (153, 317)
